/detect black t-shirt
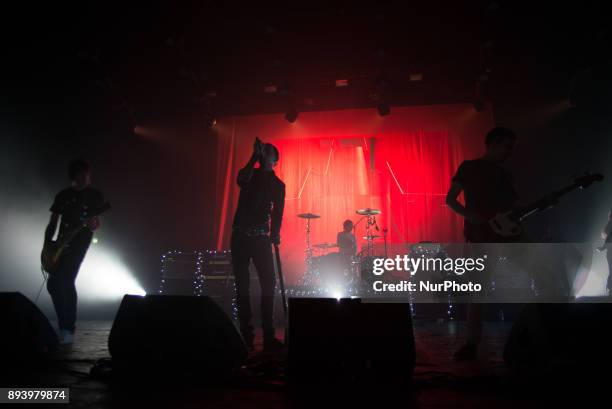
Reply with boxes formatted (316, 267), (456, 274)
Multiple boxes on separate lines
(232, 168), (285, 237)
(452, 159), (517, 237)
(337, 231), (356, 256)
(50, 187), (105, 246)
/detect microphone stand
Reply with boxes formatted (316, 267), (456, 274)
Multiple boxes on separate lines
(273, 244), (288, 320)
(382, 227), (388, 258)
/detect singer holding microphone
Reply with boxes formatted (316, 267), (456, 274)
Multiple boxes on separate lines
(230, 137), (286, 352)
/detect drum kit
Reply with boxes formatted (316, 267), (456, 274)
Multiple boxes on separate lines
(296, 208), (387, 288)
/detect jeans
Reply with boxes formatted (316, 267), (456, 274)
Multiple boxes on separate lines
(231, 232), (276, 340)
(46, 241), (89, 333)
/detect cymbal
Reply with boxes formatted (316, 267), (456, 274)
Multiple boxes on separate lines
(297, 212), (321, 219)
(363, 235), (381, 240)
(313, 242), (338, 249)
(356, 208), (381, 216)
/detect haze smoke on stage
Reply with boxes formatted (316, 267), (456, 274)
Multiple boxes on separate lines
(78, 244), (146, 299)
(0, 207), (145, 302)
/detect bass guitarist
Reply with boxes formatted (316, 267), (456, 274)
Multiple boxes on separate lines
(44, 159), (105, 344)
(446, 126), (519, 360)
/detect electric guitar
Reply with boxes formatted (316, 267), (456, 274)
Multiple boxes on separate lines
(41, 202), (111, 273)
(470, 173), (603, 241)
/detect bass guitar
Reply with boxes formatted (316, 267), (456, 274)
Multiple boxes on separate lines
(469, 173), (603, 241)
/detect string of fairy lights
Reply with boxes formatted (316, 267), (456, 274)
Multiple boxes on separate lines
(156, 244), (539, 323)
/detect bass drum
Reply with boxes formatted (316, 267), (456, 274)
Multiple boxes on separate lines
(359, 256), (377, 285)
(313, 252), (357, 286)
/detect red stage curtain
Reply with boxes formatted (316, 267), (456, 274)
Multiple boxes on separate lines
(273, 137), (375, 278)
(214, 105), (492, 283)
(375, 130), (465, 244)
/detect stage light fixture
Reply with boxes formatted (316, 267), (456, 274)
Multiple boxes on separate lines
(409, 73), (423, 82)
(377, 102), (391, 116)
(335, 79), (349, 87)
(285, 107), (298, 123)
(264, 85), (278, 94)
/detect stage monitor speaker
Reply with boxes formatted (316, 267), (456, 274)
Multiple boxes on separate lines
(109, 295), (247, 379)
(288, 298), (415, 385)
(504, 301), (612, 376)
(0, 292), (59, 368)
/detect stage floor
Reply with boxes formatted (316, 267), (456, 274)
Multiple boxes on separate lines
(2, 320), (588, 408)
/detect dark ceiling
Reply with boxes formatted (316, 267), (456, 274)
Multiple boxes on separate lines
(3, 1), (610, 126)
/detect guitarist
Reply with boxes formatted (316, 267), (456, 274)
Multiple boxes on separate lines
(44, 159), (105, 344)
(446, 126), (519, 360)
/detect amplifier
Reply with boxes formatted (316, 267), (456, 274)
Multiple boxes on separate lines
(157, 250), (281, 322)
(200, 250), (232, 276)
(158, 250), (204, 296)
(158, 250), (238, 319)
(160, 250), (203, 280)
(197, 250), (234, 318)
(197, 275), (236, 320)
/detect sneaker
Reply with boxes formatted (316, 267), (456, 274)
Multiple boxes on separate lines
(263, 337), (285, 353)
(454, 342), (478, 361)
(59, 329), (74, 345)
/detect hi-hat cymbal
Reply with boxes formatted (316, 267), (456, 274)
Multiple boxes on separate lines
(356, 208), (381, 216)
(297, 213), (321, 219)
(363, 235), (381, 240)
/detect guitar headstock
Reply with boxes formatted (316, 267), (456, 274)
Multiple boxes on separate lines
(575, 173), (604, 189)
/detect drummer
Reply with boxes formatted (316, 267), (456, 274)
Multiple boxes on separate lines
(337, 219), (357, 257)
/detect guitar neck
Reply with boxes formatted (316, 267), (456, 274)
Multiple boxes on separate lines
(57, 225), (87, 247)
(513, 182), (582, 221)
